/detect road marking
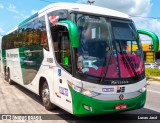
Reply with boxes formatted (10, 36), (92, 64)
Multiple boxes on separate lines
(147, 89), (160, 94)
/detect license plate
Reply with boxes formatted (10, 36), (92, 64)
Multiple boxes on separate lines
(115, 104), (127, 110)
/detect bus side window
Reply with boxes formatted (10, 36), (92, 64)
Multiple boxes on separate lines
(22, 25), (28, 47)
(39, 16), (49, 51)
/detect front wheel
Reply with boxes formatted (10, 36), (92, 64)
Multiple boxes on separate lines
(41, 82), (56, 110)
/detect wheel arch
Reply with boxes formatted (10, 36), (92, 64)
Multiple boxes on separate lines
(39, 76), (51, 97)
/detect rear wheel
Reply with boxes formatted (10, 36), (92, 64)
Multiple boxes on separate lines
(5, 69), (14, 85)
(41, 82), (56, 110)
(4, 69), (7, 81)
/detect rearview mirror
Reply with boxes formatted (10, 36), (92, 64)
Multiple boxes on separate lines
(137, 30), (159, 52)
(56, 20), (79, 48)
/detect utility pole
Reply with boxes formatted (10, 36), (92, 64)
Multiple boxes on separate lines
(87, 0), (95, 5)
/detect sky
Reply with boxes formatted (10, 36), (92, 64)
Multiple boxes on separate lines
(0, 0), (160, 41)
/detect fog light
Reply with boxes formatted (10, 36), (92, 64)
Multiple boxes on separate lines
(139, 87), (146, 93)
(83, 105), (92, 111)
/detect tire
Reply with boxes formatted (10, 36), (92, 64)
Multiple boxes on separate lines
(6, 69), (14, 85)
(4, 69), (7, 81)
(41, 82), (56, 110)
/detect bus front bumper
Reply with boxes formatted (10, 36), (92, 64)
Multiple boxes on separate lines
(69, 87), (146, 116)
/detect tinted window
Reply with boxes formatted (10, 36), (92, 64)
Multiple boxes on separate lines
(39, 17), (49, 50)
(2, 16), (49, 50)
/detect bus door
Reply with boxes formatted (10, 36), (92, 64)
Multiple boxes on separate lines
(52, 25), (73, 111)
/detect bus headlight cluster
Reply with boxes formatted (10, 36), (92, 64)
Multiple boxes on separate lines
(81, 89), (99, 97)
(70, 84), (99, 97)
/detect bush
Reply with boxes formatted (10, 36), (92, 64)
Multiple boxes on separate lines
(145, 68), (160, 77)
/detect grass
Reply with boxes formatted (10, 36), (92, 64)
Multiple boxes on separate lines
(145, 68), (160, 76)
(145, 68), (160, 83)
(147, 76), (160, 83)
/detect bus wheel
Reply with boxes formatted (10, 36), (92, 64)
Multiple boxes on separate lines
(6, 69), (14, 85)
(4, 69), (7, 81)
(41, 82), (56, 110)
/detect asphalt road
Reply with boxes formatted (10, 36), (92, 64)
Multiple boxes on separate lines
(0, 67), (160, 123)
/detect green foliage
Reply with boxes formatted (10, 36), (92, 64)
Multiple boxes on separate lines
(145, 68), (160, 77)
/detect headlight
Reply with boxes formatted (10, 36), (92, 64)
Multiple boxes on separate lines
(70, 84), (99, 97)
(81, 89), (99, 97)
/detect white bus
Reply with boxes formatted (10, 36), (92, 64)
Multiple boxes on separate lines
(1, 2), (159, 116)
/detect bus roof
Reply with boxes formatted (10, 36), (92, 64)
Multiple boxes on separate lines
(6, 2), (130, 35)
(39, 2), (130, 19)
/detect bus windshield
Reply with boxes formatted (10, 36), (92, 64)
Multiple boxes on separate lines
(71, 13), (144, 83)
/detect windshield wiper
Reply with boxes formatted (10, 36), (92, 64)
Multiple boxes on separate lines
(99, 50), (113, 83)
(117, 40), (138, 79)
(114, 23), (139, 79)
